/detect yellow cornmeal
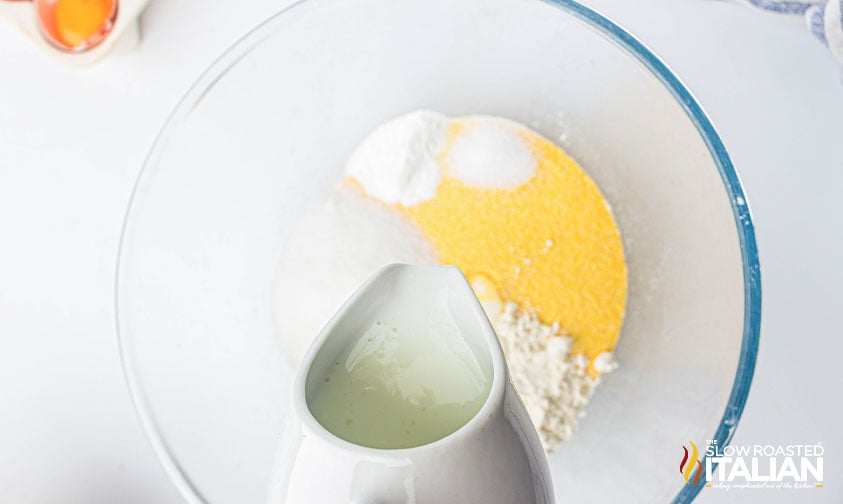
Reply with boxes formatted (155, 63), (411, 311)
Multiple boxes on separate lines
(398, 119), (627, 359)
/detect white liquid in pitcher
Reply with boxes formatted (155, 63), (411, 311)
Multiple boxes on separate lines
(307, 290), (491, 449)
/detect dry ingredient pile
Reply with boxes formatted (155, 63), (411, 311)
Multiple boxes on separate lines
(276, 110), (627, 452)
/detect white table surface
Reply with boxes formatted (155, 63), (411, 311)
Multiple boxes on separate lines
(1, 0), (841, 502)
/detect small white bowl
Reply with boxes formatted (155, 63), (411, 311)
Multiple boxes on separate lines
(0, 0), (149, 65)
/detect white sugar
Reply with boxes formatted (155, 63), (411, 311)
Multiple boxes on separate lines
(446, 117), (537, 189)
(274, 184), (438, 366)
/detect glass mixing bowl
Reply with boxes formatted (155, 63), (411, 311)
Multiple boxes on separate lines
(116, 0), (761, 502)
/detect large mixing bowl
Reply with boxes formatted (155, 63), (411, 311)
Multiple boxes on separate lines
(116, 0), (761, 502)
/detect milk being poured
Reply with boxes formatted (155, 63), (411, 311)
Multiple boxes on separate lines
(307, 287), (491, 449)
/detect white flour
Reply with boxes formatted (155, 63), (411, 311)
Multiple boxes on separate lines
(493, 303), (617, 452)
(346, 110), (448, 206)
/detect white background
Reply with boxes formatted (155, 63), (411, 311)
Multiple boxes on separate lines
(0, 0), (841, 502)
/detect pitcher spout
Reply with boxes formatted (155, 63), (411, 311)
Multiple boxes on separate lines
(272, 264), (554, 503)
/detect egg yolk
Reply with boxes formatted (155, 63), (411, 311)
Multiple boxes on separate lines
(42, 0), (116, 50)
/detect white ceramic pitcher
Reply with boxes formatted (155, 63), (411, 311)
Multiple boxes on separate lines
(267, 264), (554, 503)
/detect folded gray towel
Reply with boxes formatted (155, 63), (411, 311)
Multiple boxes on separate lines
(739, 0), (842, 63)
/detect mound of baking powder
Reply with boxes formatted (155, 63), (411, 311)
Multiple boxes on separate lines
(346, 110), (448, 206)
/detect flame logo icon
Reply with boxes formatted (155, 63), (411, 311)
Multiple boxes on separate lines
(680, 441), (703, 486)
